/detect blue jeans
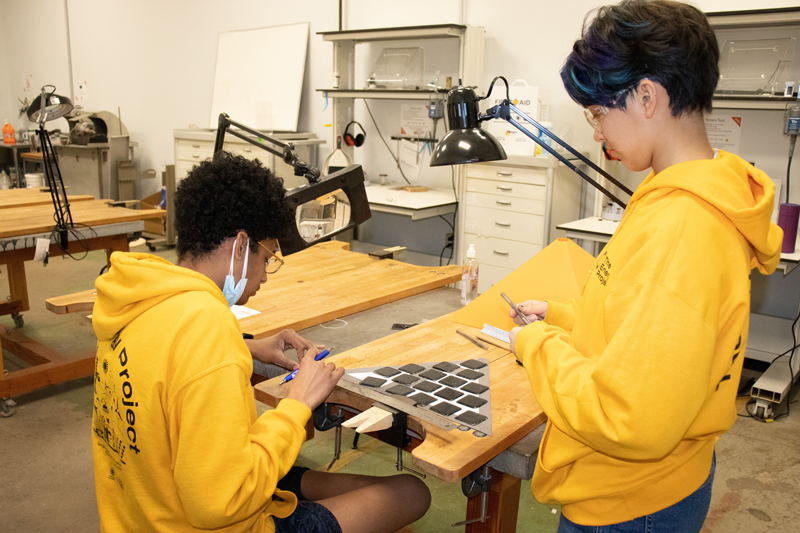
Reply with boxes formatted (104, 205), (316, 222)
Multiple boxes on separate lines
(557, 454), (715, 533)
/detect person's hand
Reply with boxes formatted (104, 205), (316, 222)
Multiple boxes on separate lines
(247, 329), (325, 371)
(285, 355), (345, 411)
(509, 300), (548, 325)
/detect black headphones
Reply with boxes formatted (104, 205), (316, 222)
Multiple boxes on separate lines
(343, 121), (366, 147)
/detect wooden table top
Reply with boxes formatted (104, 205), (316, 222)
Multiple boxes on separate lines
(0, 187), (94, 210)
(47, 241), (464, 332)
(255, 315), (546, 483)
(0, 199), (165, 239)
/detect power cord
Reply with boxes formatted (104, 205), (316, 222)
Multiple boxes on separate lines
(363, 101), (411, 185)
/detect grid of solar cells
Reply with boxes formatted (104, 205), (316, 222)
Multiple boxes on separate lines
(350, 358), (491, 430)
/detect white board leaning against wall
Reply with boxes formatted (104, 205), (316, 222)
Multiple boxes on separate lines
(209, 22), (309, 132)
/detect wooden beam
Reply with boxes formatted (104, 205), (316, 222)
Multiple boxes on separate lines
(0, 355), (95, 397)
(0, 325), (68, 365)
(6, 261), (29, 313)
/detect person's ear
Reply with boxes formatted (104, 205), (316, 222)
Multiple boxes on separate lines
(235, 230), (249, 259)
(637, 79), (658, 119)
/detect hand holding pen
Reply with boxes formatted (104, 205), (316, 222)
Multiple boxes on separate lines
(283, 348), (345, 411)
(502, 292), (548, 324)
(280, 348), (333, 384)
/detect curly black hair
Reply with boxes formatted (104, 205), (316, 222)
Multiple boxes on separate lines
(174, 152), (293, 259)
(561, 0), (719, 117)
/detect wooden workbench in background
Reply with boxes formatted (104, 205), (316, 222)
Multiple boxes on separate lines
(0, 199), (166, 399)
(0, 187), (94, 210)
(11, 241), (461, 399)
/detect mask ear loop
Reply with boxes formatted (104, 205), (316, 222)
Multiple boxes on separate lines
(228, 237), (250, 278)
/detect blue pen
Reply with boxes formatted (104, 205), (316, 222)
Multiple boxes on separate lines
(279, 349), (332, 385)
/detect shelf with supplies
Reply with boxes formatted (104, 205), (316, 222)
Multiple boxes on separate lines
(317, 89), (448, 100)
(708, 7), (800, 110)
(319, 22), (485, 184)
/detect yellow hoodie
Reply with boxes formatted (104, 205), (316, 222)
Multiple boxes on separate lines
(91, 253), (310, 532)
(515, 150), (782, 525)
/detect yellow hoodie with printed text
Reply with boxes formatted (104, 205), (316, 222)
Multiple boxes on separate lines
(515, 150), (782, 525)
(91, 253), (309, 532)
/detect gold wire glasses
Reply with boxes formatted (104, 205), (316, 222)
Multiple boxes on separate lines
(258, 241), (284, 274)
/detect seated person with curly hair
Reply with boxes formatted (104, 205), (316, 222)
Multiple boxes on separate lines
(90, 152), (431, 533)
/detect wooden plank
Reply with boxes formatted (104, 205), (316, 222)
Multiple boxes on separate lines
(465, 469), (522, 533)
(255, 315), (547, 483)
(0, 187), (94, 210)
(0, 355), (95, 397)
(45, 242), (463, 329)
(239, 241), (463, 338)
(0, 299), (23, 316)
(46, 289), (96, 315)
(0, 199), (165, 239)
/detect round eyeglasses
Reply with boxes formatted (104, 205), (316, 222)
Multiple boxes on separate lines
(258, 241), (284, 274)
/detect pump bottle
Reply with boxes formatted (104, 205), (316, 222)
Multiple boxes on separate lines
(461, 244), (479, 305)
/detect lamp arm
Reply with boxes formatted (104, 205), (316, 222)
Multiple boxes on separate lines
(481, 101), (631, 208)
(213, 113), (321, 183)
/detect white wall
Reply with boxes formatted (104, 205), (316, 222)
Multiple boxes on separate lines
(1, 0), (799, 200)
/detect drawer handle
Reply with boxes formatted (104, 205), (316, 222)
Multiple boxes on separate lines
(497, 172), (513, 177)
(192, 144), (200, 148)
(493, 250), (510, 256)
(192, 154), (200, 158)
(497, 186), (513, 192)
(496, 200), (512, 206)
(244, 148), (252, 152)
(495, 222), (511, 227)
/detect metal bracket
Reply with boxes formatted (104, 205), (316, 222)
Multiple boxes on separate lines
(453, 465), (492, 527)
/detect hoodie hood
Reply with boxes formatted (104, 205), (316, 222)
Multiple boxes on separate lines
(628, 149), (783, 274)
(93, 253), (227, 341)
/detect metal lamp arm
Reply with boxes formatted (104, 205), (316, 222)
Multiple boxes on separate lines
(480, 101), (631, 209)
(213, 113), (321, 183)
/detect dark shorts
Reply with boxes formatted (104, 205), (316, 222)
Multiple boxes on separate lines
(274, 466), (343, 533)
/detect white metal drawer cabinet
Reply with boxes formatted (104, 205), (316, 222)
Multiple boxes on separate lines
(466, 177), (546, 200)
(465, 166), (547, 186)
(463, 234), (542, 270)
(465, 191), (545, 215)
(464, 205), (544, 245)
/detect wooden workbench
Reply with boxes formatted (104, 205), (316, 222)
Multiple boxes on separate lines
(0, 200), (166, 399)
(254, 316), (546, 532)
(0, 187), (94, 210)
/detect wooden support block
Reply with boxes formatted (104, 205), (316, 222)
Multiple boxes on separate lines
(401, 186), (428, 192)
(465, 468), (522, 533)
(354, 408), (394, 434)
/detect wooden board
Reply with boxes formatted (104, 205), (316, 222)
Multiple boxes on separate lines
(0, 187), (94, 210)
(0, 199), (165, 239)
(255, 315), (546, 482)
(46, 242), (462, 335)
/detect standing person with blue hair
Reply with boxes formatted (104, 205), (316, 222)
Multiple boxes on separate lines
(508, 1), (783, 532)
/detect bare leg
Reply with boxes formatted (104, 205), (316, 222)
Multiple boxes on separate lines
(301, 470), (431, 533)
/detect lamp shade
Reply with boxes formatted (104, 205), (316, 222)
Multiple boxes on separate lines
(430, 85), (507, 166)
(27, 91), (74, 122)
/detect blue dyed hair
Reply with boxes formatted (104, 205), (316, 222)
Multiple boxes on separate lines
(561, 0), (719, 117)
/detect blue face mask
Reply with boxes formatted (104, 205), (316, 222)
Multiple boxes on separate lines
(222, 237), (249, 307)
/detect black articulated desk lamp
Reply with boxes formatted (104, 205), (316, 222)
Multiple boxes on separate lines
(27, 85), (75, 248)
(213, 113), (371, 255)
(430, 76), (633, 209)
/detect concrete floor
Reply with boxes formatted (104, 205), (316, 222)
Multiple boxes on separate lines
(1, 242), (799, 532)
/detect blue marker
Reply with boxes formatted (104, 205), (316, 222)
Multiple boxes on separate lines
(279, 349), (332, 385)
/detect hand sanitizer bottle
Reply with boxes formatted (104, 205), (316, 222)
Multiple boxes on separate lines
(461, 244), (479, 305)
